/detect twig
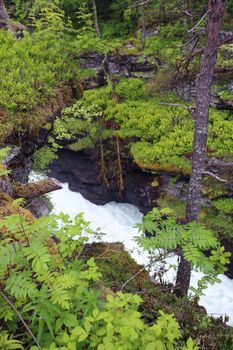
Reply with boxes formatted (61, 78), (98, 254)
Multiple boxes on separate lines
(131, 0), (151, 8)
(177, 33), (199, 48)
(18, 211), (30, 246)
(98, 134), (110, 188)
(95, 243), (111, 259)
(203, 171), (228, 183)
(160, 102), (195, 117)
(0, 291), (42, 350)
(188, 9), (211, 33)
(120, 262), (151, 291)
(120, 256), (166, 291)
(116, 135), (124, 194)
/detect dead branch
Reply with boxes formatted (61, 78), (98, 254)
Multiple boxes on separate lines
(98, 136), (110, 188)
(206, 158), (233, 169)
(188, 9), (211, 33)
(116, 135), (124, 194)
(131, 0), (151, 8)
(185, 30), (233, 61)
(160, 102), (195, 118)
(120, 261), (152, 292)
(177, 33), (199, 48)
(0, 291), (42, 349)
(203, 171), (228, 183)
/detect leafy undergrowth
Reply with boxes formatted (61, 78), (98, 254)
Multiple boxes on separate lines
(59, 78), (233, 175)
(85, 243), (233, 350)
(0, 24), (79, 144)
(0, 209), (201, 350)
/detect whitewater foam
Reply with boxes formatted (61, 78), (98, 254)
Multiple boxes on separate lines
(48, 182), (233, 325)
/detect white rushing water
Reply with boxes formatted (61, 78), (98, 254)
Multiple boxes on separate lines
(49, 182), (233, 325)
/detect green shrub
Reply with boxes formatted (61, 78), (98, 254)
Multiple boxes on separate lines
(0, 211), (198, 349)
(115, 78), (145, 100)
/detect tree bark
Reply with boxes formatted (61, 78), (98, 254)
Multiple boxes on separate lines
(175, 0), (227, 295)
(140, 5), (146, 50)
(0, 0), (13, 31)
(92, 0), (101, 37)
(13, 179), (62, 200)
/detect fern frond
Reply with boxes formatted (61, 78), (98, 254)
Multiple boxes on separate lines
(0, 296), (15, 322)
(52, 272), (77, 289)
(50, 288), (71, 309)
(0, 331), (23, 349)
(5, 271), (38, 300)
(23, 240), (51, 275)
(186, 223), (218, 250)
(182, 244), (202, 264)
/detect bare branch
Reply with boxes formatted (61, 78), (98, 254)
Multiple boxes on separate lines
(131, 0), (151, 8)
(160, 102), (195, 118)
(120, 259), (154, 291)
(206, 158), (233, 169)
(203, 171), (228, 183)
(0, 291), (42, 349)
(183, 29), (233, 61)
(177, 33), (199, 48)
(120, 252), (170, 292)
(188, 9), (211, 33)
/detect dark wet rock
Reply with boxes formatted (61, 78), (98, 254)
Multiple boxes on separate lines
(3, 145), (21, 165)
(49, 149), (160, 213)
(26, 197), (50, 218)
(0, 177), (13, 196)
(175, 79), (233, 110)
(79, 52), (159, 89)
(222, 239), (233, 279)
(48, 149), (196, 213)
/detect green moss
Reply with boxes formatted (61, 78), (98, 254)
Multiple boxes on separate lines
(157, 193), (186, 219)
(202, 177), (230, 199)
(83, 242), (233, 350)
(213, 198), (233, 214)
(84, 243), (150, 292)
(151, 178), (159, 187)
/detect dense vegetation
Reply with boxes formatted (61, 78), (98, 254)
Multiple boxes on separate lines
(0, 0), (233, 349)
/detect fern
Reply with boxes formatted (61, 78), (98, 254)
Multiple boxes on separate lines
(0, 212), (199, 349)
(0, 332), (23, 349)
(0, 297), (15, 322)
(5, 271), (38, 300)
(136, 208), (230, 289)
(52, 272), (77, 289)
(182, 244), (202, 264)
(0, 245), (15, 278)
(50, 288), (72, 310)
(185, 222), (218, 249)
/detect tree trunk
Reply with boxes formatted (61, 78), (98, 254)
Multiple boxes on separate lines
(13, 179), (62, 200)
(92, 0), (101, 37)
(140, 5), (146, 50)
(0, 0), (13, 31)
(175, 0), (227, 295)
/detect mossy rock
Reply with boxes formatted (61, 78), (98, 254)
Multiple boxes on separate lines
(136, 161), (191, 177)
(83, 242), (233, 350)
